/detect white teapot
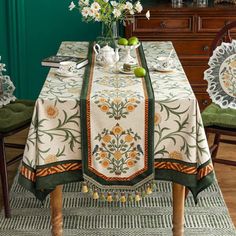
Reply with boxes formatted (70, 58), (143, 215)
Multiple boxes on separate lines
(93, 44), (119, 67)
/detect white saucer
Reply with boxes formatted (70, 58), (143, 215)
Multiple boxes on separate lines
(119, 67), (134, 75)
(153, 64), (176, 73)
(55, 69), (79, 77)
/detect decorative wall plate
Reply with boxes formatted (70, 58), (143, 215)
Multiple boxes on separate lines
(204, 40), (236, 109)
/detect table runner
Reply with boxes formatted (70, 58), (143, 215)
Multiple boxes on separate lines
(18, 41), (215, 203)
(80, 43), (154, 199)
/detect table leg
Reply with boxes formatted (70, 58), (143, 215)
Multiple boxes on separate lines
(172, 183), (185, 236)
(50, 185), (63, 236)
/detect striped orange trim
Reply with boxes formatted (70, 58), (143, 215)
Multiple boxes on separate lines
(155, 161), (214, 179)
(36, 163), (82, 177)
(155, 161), (197, 175)
(20, 165), (36, 182)
(197, 163), (214, 180)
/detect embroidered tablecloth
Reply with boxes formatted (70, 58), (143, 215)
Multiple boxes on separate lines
(19, 41), (215, 201)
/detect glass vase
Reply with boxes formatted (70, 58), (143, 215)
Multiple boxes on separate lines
(96, 21), (119, 48)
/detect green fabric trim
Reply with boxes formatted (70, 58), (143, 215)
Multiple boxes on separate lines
(19, 162), (83, 201)
(155, 159), (216, 203)
(202, 103), (236, 128)
(138, 43), (155, 177)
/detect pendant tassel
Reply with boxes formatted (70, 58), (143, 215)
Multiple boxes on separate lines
(146, 184), (152, 195)
(82, 182), (89, 193)
(107, 192), (113, 202)
(93, 189), (99, 200)
(120, 192), (126, 203)
(135, 191), (141, 202)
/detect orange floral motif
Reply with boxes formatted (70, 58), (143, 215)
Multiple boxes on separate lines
(46, 106), (59, 119)
(100, 152), (108, 159)
(112, 124), (123, 135)
(114, 151), (122, 160)
(100, 104), (109, 112)
(169, 151), (182, 160)
(125, 134), (133, 143)
(101, 159), (110, 168)
(127, 160), (135, 167)
(223, 81), (230, 88)
(128, 97), (137, 103)
(99, 97), (107, 103)
(229, 60), (236, 68)
(94, 125), (142, 175)
(126, 104), (135, 112)
(154, 113), (161, 126)
(223, 73), (230, 80)
(44, 154), (58, 164)
(129, 151), (137, 159)
(102, 134), (112, 143)
(113, 97), (122, 104)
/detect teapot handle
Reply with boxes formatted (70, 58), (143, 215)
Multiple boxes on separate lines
(93, 44), (101, 55)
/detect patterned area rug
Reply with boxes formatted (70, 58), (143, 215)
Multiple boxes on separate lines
(0, 177), (235, 236)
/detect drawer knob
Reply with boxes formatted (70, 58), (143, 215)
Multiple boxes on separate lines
(160, 21), (166, 29)
(203, 45), (209, 51)
(202, 99), (209, 105)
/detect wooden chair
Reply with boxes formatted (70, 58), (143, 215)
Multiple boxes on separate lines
(0, 100), (34, 218)
(202, 21), (236, 166)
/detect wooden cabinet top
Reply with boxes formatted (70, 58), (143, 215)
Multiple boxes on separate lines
(142, 0), (236, 12)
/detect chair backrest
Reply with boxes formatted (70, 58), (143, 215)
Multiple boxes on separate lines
(210, 21), (236, 56)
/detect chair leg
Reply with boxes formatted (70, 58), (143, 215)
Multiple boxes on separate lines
(0, 137), (11, 218)
(211, 133), (221, 162)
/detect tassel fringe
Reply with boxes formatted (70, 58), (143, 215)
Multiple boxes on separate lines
(81, 180), (156, 203)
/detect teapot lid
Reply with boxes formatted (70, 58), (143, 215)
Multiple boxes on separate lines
(101, 44), (114, 52)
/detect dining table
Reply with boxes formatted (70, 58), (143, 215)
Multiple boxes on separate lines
(18, 41), (215, 236)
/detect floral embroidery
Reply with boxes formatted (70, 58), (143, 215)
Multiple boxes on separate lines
(94, 124), (142, 175)
(95, 76), (141, 88)
(220, 55), (236, 96)
(169, 151), (183, 160)
(44, 154), (58, 164)
(93, 90), (142, 120)
(46, 105), (59, 119)
(154, 113), (161, 126)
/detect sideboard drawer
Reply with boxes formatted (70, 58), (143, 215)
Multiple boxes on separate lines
(135, 16), (193, 33)
(173, 40), (211, 58)
(195, 93), (211, 111)
(183, 65), (208, 85)
(197, 16), (236, 32)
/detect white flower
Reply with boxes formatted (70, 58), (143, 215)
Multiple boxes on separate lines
(88, 7), (95, 17)
(91, 2), (101, 11)
(94, 12), (101, 21)
(113, 8), (121, 18)
(111, 1), (118, 7)
(103, 0), (109, 3)
(69, 1), (76, 11)
(125, 2), (133, 10)
(146, 10), (150, 20)
(129, 9), (134, 15)
(135, 1), (143, 13)
(79, 0), (89, 6)
(81, 7), (90, 17)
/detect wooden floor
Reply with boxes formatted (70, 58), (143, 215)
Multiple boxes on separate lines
(0, 129), (236, 227)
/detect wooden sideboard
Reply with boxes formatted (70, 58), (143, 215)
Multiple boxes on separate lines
(125, 0), (236, 110)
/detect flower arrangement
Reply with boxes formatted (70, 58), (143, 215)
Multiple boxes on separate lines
(69, 0), (150, 45)
(69, 0), (149, 24)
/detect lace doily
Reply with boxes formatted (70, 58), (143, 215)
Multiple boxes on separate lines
(204, 40), (236, 109)
(0, 75), (16, 108)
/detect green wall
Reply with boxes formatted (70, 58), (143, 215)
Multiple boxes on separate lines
(0, 0), (101, 99)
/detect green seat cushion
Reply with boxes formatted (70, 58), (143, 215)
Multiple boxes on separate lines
(0, 99), (35, 133)
(202, 103), (236, 129)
